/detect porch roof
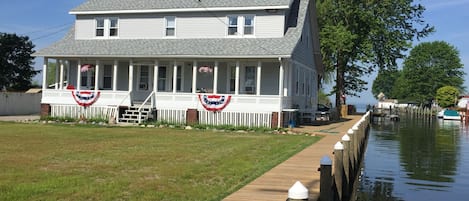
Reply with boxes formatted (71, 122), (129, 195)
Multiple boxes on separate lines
(70, 0), (293, 13)
(34, 0), (308, 59)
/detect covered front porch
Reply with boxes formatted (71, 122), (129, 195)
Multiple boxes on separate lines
(41, 57), (308, 127)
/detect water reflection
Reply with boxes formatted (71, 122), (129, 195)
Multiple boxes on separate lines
(357, 115), (469, 201)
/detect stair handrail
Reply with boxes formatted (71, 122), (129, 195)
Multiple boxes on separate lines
(137, 91), (156, 124)
(116, 91), (131, 123)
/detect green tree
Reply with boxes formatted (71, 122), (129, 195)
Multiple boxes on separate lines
(0, 33), (38, 91)
(372, 69), (400, 99)
(316, 0), (433, 112)
(436, 86), (460, 108)
(394, 41), (464, 103)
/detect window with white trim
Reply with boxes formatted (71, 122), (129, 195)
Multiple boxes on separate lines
(103, 65), (112, 89)
(227, 15), (255, 37)
(228, 16), (238, 35)
(158, 67), (167, 91)
(165, 16), (176, 37)
(244, 16), (254, 35)
(96, 18), (105, 37)
(95, 18), (119, 38)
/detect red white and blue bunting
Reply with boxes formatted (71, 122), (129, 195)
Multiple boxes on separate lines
(198, 94), (231, 112)
(72, 90), (100, 107)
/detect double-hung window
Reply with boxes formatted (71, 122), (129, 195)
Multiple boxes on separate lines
(228, 16), (238, 36)
(95, 18), (119, 38)
(165, 16), (176, 37)
(96, 18), (105, 37)
(227, 15), (255, 37)
(103, 65), (113, 89)
(244, 16), (254, 35)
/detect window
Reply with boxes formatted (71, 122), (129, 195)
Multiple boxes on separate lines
(96, 18), (105, 37)
(165, 16), (176, 37)
(244, 16), (254, 35)
(103, 65), (112, 89)
(95, 18), (118, 38)
(109, 18), (118, 37)
(230, 67), (236, 92)
(244, 66), (256, 94)
(176, 66), (182, 91)
(227, 15), (255, 37)
(158, 67), (167, 91)
(228, 16), (238, 35)
(139, 66), (149, 90)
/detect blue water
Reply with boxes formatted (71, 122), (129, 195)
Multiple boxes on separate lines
(357, 116), (469, 201)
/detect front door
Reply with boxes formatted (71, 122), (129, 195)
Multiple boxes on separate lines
(135, 65), (152, 101)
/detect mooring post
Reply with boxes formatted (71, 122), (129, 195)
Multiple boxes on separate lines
(319, 156), (333, 201)
(347, 128), (356, 172)
(352, 124), (360, 158)
(334, 142), (344, 201)
(341, 134), (351, 200)
(287, 181), (309, 201)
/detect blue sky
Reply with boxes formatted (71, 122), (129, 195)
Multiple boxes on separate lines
(0, 0), (468, 104)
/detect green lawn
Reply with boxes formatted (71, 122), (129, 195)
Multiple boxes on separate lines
(0, 122), (320, 201)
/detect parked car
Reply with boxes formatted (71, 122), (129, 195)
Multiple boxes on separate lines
(317, 104), (330, 112)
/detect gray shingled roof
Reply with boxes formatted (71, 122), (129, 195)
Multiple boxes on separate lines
(35, 0), (309, 58)
(71, 0), (293, 12)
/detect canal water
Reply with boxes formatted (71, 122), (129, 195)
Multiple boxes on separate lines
(357, 115), (469, 201)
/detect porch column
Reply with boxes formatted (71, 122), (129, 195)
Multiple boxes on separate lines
(278, 59), (285, 128)
(256, 61), (262, 96)
(279, 60), (284, 97)
(54, 59), (59, 90)
(113, 60), (118, 92)
(213, 61), (218, 94)
(76, 60), (81, 90)
(94, 60), (100, 92)
(59, 60), (64, 90)
(129, 60), (134, 93)
(173, 61), (177, 93)
(153, 60), (159, 92)
(192, 61), (197, 94)
(235, 61), (240, 95)
(42, 57), (48, 90)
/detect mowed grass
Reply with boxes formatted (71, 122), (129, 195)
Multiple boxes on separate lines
(0, 122), (321, 201)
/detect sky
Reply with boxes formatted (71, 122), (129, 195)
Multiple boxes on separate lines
(0, 0), (468, 105)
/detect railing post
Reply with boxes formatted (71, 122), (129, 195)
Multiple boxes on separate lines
(319, 156), (333, 201)
(334, 142), (344, 201)
(347, 128), (356, 172)
(341, 134), (351, 200)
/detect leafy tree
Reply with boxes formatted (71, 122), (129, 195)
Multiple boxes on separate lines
(316, 0), (433, 113)
(435, 86), (459, 108)
(0, 33), (38, 91)
(394, 41), (464, 104)
(372, 69), (400, 99)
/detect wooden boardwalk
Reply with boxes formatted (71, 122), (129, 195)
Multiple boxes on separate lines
(223, 115), (363, 201)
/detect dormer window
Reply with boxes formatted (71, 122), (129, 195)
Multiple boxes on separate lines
(227, 15), (255, 37)
(165, 16), (176, 37)
(95, 18), (119, 38)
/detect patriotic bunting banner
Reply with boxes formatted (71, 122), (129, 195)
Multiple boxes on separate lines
(198, 94), (231, 112)
(72, 90), (100, 107)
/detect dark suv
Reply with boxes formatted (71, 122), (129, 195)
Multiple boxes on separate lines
(317, 104), (330, 112)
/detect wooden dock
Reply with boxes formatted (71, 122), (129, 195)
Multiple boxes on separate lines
(223, 115), (363, 201)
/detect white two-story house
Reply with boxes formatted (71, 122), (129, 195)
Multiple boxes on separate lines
(35, 0), (323, 128)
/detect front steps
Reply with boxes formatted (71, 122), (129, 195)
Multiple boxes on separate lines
(118, 106), (154, 124)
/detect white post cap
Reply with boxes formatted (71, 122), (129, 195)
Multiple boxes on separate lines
(347, 128), (354, 135)
(334, 141), (344, 150)
(342, 134), (350, 141)
(288, 181), (309, 199)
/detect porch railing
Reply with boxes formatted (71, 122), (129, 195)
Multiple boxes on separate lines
(137, 91), (156, 124)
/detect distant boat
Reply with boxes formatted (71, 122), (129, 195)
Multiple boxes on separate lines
(437, 109), (446, 118)
(443, 109), (461, 121)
